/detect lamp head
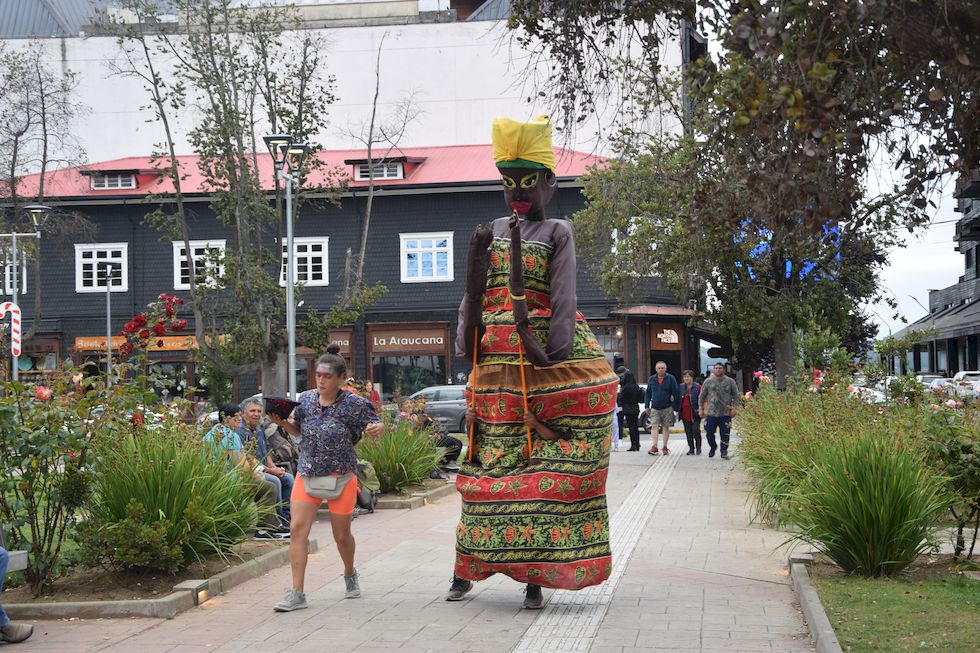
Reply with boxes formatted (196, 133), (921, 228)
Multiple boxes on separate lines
(285, 143), (310, 176)
(263, 134), (292, 167)
(23, 204), (51, 228)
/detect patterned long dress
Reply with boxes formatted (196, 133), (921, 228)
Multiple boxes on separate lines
(454, 216), (619, 590)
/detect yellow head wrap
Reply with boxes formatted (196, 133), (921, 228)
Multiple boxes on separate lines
(491, 116), (556, 173)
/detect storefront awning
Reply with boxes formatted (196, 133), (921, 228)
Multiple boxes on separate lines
(612, 305), (695, 317)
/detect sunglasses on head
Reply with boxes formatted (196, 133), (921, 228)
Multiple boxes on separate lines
(315, 366), (338, 379)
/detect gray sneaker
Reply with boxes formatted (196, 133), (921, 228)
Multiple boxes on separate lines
(344, 570), (361, 598)
(274, 588), (308, 612)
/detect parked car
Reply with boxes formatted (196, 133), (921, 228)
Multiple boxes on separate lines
(926, 378), (953, 395)
(916, 373), (945, 388)
(849, 386), (889, 404)
(410, 385), (468, 433)
(950, 371), (980, 398)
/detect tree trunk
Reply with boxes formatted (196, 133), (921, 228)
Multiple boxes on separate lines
(260, 349), (288, 398)
(773, 325), (795, 390)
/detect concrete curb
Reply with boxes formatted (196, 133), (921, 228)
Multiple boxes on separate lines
(5, 539), (318, 620)
(318, 479), (457, 513)
(788, 553), (843, 653)
(376, 479), (457, 509)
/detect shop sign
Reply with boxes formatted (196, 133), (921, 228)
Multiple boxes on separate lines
(327, 328), (354, 356)
(74, 335), (197, 352)
(23, 337), (60, 354)
(368, 324), (448, 354)
(650, 323), (683, 351)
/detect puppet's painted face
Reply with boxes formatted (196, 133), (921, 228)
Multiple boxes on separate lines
(499, 167), (556, 218)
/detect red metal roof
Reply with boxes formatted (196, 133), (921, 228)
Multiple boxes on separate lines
(13, 144), (605, 200)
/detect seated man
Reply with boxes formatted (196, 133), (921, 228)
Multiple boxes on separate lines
(397, 399), (463, 476)
(204, 404), (285, 540)
(0, 547), (33, 643)
(238, 398), (294, 527)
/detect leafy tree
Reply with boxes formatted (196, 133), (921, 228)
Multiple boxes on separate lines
(107, 0), (351, 395)
(551, 2), (979, 385)
(0, 42), (95, 342)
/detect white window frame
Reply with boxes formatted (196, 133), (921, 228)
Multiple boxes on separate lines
(355, 162), (403, 181)
(172, 240), (226, 291)
(399, 232), (454, 283)
(280, 237), (329, 287)
(1, 248), (27, 296)
(74, 243), (128, 293)
(90, 173), (136, 190)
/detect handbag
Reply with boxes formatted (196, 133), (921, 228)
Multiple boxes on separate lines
(304, 473), (355, 500)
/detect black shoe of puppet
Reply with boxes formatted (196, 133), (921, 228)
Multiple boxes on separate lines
(523, 583), (544, 609)
(446, 577), (473, 601)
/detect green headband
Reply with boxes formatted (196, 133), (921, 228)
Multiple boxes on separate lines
(496, 158), (549, 170)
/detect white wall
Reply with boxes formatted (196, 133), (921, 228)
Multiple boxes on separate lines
(4, 20), (683, 167)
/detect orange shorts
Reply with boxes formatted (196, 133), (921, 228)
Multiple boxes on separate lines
(291, 473), (359, 515)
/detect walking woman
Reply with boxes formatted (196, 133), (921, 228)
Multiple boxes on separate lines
(676, 370), (702, 455)
(267, 345), (384, 611)
(618, 371), (644, 451)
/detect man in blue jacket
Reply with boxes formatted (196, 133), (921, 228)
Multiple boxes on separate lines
(644, 361), (679, 455)
(0, 547), (33, 643)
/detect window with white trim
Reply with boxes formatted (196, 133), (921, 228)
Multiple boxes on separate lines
(400, 232), (453, 283)
(75, 244), (128, 293)
(0, 249), (27, 296)
(90, 173), (136, 190)
(280, 237), (329, 287)
(355, 162), (403, 181)
(172, 240), (226, 290)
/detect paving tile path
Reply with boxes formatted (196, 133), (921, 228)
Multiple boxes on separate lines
(14, 433), (813, 653)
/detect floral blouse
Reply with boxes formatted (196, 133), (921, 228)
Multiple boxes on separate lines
(293, 388), (379, 477)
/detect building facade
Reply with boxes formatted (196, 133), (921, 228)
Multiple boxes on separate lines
(7, 145), (709, 399)
(893, 170), (980, 375)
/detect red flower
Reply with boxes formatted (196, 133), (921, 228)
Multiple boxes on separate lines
(172, 319), (188, 331)
(124, 321), (139, 333)
(120, 341), (134, 357)
(139, 329), (150, 339)
(130, 412), (145, 426)
(165, 305), (175, 317)
(152, 324), (167, 337)
(34, 385), (53, 401)
(157, 339), (165, 348)
(134, 314), (148, 327)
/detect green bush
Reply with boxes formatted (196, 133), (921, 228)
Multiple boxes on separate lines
(784, 430), (951, 577)
(79, 425), (259, 573)
(357, 420), (443, 493)
(923, 407), (980, 560)
(738, 385), (874, 524)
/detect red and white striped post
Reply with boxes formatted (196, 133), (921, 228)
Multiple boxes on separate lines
(1, 302), (22, 380)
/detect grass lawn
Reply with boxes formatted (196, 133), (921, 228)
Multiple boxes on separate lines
(811, 568), (980, 652)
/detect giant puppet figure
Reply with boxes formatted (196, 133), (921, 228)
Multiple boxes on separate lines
(447, 116), (619, 609)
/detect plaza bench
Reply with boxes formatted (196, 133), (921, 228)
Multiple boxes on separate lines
(1, 524), (28, 573)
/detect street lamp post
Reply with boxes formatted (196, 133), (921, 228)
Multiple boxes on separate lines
(3, 204), (48, 381)
(101, 262), (118, 386)
(264, 135), (310, 399)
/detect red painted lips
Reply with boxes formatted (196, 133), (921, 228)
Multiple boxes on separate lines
(510, 201), (532, 214)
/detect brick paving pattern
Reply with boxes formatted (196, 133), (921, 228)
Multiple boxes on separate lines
(13, 434), (813, 652)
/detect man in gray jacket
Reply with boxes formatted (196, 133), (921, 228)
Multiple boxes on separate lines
(698, 363), (740, 460)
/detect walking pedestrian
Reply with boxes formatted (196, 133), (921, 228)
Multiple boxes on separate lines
(675, 370), (702, 455)
(698, 363), (740, 460)
(618, 371), (644, 451)
(267, 345), (385, 611)
(644, 361), (679, 455)
(0, 548), (32, 643)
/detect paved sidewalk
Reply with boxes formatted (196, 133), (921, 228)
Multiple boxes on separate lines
(14, 433), (812, 653)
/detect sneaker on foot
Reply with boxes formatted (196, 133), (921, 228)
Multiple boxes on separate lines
(523, 583), (544, 610)
(0, 622), (34, 643)
(344, 570), (361, 598)
(273, 588), (308, 612)
(662, 447), (669, 456)
(708, 446), (717, 458)
(254, 529), (278, 540)
(446, 576), (473, 601)
(720, 452), (730, 460)
(647, 446), (659, 456)
(686, 449), (695, 455)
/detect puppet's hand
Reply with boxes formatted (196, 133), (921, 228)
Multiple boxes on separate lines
(466, 224), (493, 297)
